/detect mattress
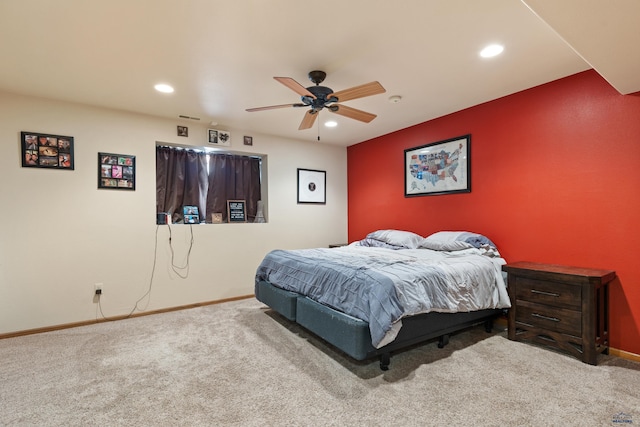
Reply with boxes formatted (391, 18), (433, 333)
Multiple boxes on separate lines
(255, 244), (510, 348)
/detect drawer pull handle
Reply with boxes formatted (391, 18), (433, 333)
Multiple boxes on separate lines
(532, 313), (560, 322)
(531, 289), (560, 297)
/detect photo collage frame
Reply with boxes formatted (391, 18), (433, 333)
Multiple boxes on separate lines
(21, 131), (74, 170)
(98, 152), (136, 190)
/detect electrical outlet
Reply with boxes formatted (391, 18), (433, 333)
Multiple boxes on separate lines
(94, 283), (103, 295)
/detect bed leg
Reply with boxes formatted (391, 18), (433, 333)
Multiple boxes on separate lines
(484, 318), (494, 333)
(379, 353), (390, 371)
(437, 334), (450, 348)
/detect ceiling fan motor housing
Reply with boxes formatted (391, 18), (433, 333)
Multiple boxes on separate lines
(303, 85), (336, 110)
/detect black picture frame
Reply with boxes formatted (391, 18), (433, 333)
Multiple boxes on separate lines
(98, 152), (136, 190)
(297, 168), (326, 204)
(404, 134), (471, 197)
(183, 205), (200, 223)
(21, 131), (74, 170)
(177, 126), (188, 137)
(227, 200), (247, 222)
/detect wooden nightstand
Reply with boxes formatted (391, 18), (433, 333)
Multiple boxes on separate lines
(502, 262), (615, 365)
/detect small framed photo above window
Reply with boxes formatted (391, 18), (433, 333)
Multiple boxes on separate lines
(297, 168), (326, 204)
(21, 131), (74, 170)
(208, 129), (231, 147)
(243, 135), (253, 146)
(98, 152), (136, 190)
(177, 126), (188, 137)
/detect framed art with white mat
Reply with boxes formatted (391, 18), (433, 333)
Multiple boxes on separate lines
(297, 168), (326, 204)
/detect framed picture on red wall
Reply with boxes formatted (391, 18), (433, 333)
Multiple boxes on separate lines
(404, 134), (470, 197)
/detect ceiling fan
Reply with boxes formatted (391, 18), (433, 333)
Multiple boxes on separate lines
(246, 70), (386, 130)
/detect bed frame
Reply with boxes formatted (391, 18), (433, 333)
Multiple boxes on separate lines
(256, 280), (501, 370)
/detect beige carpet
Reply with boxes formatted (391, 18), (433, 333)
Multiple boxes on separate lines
(1, 298), (638, 426)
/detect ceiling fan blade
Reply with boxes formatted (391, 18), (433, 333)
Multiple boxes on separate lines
(246, 103), (304, 112)
(274, 77), (316, 99)
(299, 110), (318, 130)
(328, 81), (385, 103)
(330, 104), (377, 123)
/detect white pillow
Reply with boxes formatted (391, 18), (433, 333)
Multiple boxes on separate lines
(424, 231), (465, 242)
(423, 231), (498, 249)
(365, 229), (425, 249)
(419, 239), (474, 251)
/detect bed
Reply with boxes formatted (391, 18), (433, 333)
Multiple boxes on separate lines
(255, 230), (511, 370)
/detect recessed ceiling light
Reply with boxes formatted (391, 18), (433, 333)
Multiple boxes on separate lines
(480, 44), (504, 58)
(154, 83), (174, 93)
(324, 121), (337, 128)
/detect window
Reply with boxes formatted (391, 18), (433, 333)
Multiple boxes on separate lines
(156, 145), (264, 223)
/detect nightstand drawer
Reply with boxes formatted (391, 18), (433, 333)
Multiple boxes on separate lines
(515, 277), (581, 309)
(516, 300), (581, 336)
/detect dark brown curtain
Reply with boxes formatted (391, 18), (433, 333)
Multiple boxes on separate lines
(205, 154), (261, 222)
(156, 146), (208, 223)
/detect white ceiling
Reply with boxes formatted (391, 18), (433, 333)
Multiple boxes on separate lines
(0, 0), (637, 147)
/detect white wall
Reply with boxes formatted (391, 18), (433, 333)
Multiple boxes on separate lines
(0, 91), (348, 334)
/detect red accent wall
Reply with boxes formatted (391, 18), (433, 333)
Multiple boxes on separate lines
(347, 70), (640, 355)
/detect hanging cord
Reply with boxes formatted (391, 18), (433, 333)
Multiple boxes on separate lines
(97, 224), (161, 321)
(167, 223), (194, 279)
(317, 111), (321, 141)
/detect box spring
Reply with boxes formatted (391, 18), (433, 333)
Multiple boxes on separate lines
(256, 280), (500, 369)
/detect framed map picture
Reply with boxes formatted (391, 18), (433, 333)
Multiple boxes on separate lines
(404, 134), (470, 197)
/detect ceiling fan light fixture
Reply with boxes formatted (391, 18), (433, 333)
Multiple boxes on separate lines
(324, 121), (338, 128)
(480, 44), (504, 58)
